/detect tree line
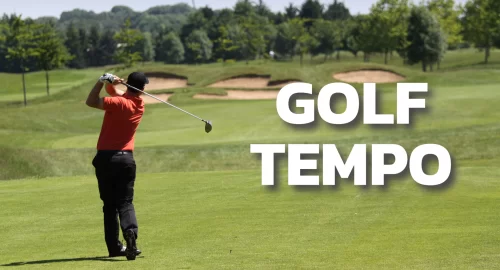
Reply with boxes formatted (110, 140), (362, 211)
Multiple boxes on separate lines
(1, 0), (500, 102)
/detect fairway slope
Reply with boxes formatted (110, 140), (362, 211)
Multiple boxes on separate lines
(194, 90), (279, 100)
(209, 74), (299, 88)
(267, 79), (301, 88)
(142, 93), (173, 104)
(333, 69), (406, 83)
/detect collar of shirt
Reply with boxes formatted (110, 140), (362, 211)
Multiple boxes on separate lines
(123, 91), (142, 100)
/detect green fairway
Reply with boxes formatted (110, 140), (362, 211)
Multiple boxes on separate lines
(1, 50), (500, 269)
(0, 68), (113, 103)
(1, 166), (500, 269)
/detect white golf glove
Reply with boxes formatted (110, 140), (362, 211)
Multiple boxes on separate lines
(99, 73), (115, 84)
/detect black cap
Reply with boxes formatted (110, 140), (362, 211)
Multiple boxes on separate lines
(127, 72), (149, 90)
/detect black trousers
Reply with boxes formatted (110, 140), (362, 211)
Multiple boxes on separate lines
(92, 150), (138, 254)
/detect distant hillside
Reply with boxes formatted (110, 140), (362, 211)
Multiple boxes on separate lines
(35, 3), (194, 34)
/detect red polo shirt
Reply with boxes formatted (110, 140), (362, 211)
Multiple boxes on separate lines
(96, 92), (145, 151)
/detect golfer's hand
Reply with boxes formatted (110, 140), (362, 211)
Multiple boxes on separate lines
(112, 76), (124, 85)
(99, 73), (115, 84)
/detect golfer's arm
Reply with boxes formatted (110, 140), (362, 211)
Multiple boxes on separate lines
(86, 81), (105, 110)
(106, 84), (125, 97)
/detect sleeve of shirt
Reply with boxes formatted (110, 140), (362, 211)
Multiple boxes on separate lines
(103, 97), (126, 112)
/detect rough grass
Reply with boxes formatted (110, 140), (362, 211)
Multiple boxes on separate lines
(0, 49), (500, 269)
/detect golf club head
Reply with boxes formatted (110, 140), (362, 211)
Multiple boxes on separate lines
(204, 120), (212, 133)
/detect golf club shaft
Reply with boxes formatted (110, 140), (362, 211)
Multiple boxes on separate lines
(121, 82), (205, 122)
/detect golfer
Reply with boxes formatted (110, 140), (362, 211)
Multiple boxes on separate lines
(85, 72), (148, 260)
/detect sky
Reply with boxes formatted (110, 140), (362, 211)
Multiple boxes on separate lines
(0, 0), (469, 20)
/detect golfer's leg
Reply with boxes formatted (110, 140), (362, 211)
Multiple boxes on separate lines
(94, 154), (122, 254)
(118, 201), (138, 238)
(116, 154), (139, 238)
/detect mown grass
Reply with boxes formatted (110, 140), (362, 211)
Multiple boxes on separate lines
(1, 81), (499, 179)
(0, 49), (499, 180)
(0, 67), (113, 102)
(0, 49), (499, 269)
(1, 166), (500, 269)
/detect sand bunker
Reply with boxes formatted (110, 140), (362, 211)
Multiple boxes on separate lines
(145, 77), (187, 90)
(113, 72), (187, 95)
(333, 70), (405, 83)
(144, 72), (188, 90)
(210, 75), (270, 88)
(209, 74), (299, 89)
(194, 90), (279, 100)
(141, 93), (172, 104)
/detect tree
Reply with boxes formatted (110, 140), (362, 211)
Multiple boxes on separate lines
(237, 15), (267, 64)
(289, 18), (315, 66)
(285, 3), (299, 20)
(426, 0), (462, 50)
(234, 0), (255, 17)
(157, 32), (185, 63)
(274, 22), (297, 59)
(300, 0), (324, 20)
(350, 14), (380, 62)
(263, 23), (278, 54)
(180, 10), (208, 42)
(256, 0), (272, 18)
(146, 3), (193, 15)
(200, 6), (215, 21)
(114, 18), (144, 68)
(78, 27), (89, 68)
(274, 12), (286, 24)
(462, 0), (500, 64)
(406, 5), (447, 71)
(132, 32), (155, 63)
(0, 21), (5, 43)
(3, 15), (38, 106)
(57, 3), (193, 35)
(370, 0), (411, 64)
(341, 19), (359, 57)
(333, 20), (352, 60)
(206, 8), (235, 60)
(214, 25), (240, 62)
(324, 0), (351, 20)
(214, 8), (235, 25)
(33, 22), (71, 96)
(65, 22), (85, 68)
(143, 32), (155, 62)
(185, 30), (213, 63)
(0, 20), (9, 72)
(35, 16), (58, 26)
(87, 25), (101, 67)
(310, 19), (341, 61)
(97, 29), (117, 66)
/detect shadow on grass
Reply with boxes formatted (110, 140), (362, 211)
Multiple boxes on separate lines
(1, 256), (144, 266)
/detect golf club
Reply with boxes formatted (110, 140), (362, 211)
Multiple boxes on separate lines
(120, 82), (212, 133)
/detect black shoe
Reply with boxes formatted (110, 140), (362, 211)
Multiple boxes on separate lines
(124, 229), (138, 261)
(109, 245), (142, 257)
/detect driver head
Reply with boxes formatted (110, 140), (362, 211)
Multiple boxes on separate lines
(204, 120), (212, 133)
